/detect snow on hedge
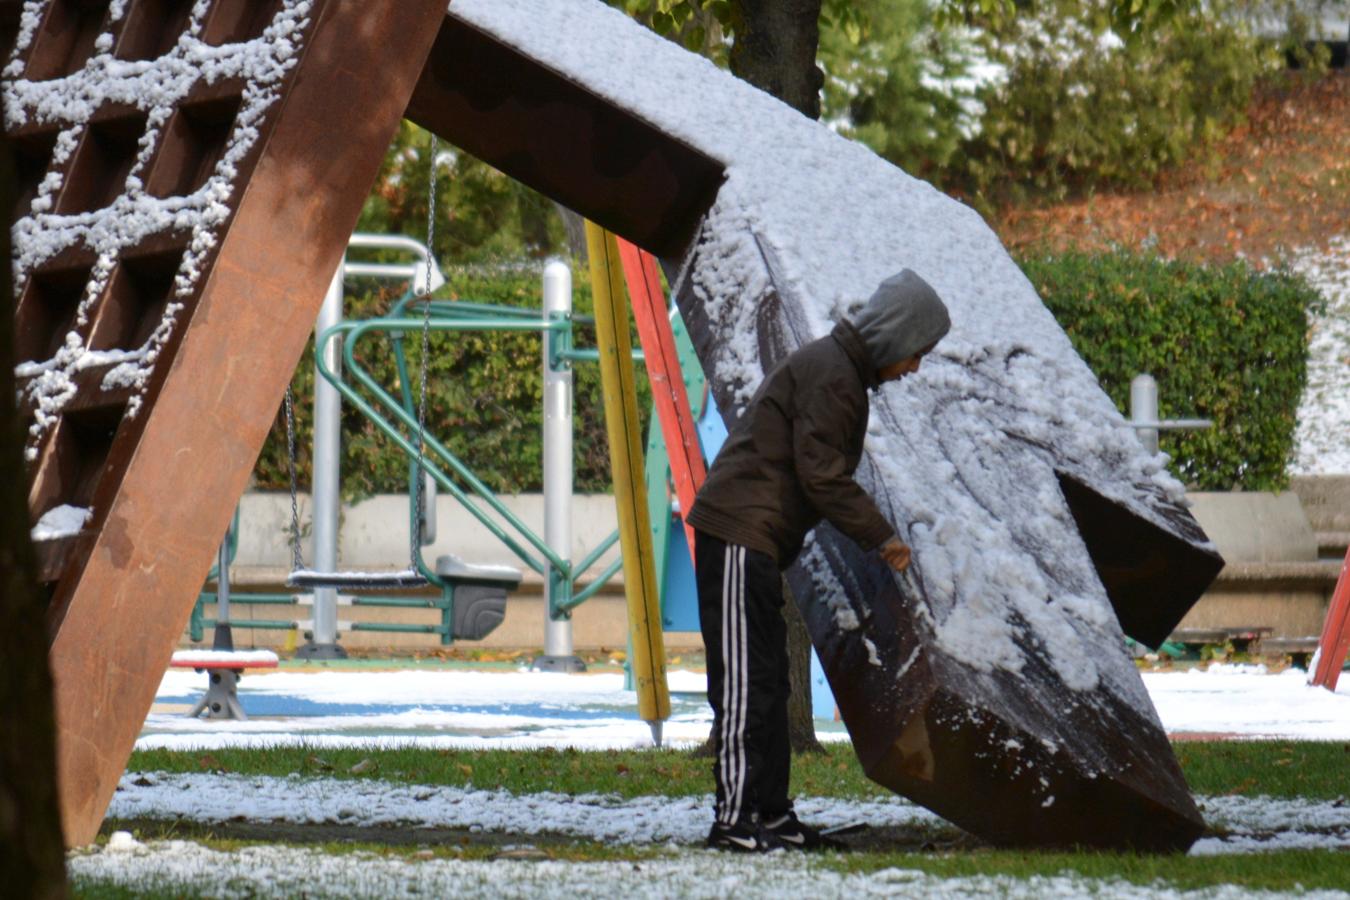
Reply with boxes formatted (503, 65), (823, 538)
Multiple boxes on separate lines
(1291, 236), (1350, 475)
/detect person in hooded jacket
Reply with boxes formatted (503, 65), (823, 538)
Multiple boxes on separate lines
(687, 269), (952, 852)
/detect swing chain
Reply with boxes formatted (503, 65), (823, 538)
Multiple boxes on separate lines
(279, 137), (437, 588)
(284, 384), (304, 573)
(410, 135), (438, 567)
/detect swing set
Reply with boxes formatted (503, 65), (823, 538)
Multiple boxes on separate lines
(193, 141), (719, 742)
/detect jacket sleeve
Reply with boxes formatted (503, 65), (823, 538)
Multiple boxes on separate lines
(790, 376), (897, 552)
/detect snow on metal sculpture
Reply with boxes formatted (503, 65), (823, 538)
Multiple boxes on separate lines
(5, 0), (448, 845)
(425, 0), (1224, 850)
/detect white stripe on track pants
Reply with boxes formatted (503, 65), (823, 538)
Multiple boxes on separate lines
(695, 530), (791, 826)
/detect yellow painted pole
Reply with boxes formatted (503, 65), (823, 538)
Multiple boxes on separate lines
(585, 221), (670, 742)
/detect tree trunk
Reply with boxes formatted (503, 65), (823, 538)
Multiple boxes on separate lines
(782, 577), (824, 753)
(0, 139), (70, 893)
(728, 0), (827, 754)
(728, 0), (826, 121)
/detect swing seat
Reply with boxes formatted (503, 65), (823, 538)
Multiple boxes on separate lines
(287, 567), (429, 591)
(435, 554), (522, 641)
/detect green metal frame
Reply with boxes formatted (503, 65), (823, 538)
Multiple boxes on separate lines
(192, 289), (644, 645)
(328, 293), (631, 617)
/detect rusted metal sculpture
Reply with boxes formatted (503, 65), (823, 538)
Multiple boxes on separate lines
(6, 0), (448, 845)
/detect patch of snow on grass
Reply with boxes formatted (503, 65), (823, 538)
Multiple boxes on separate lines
(103, 770), (1350, 864)
(70, 841), (1350, 900)
(1143, 666), (1350, 740)
(135, 663), (1350, 753)
(108, 771), (940, 842)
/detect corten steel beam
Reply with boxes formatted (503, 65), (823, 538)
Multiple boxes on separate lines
(7, 0), (448, 846)
(405, 14), (725, 261)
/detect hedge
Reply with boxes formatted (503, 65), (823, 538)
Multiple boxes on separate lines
(1020, 250), (1319, 491)
(252, 265), (648, 499)
(254, 252), (1317, 498)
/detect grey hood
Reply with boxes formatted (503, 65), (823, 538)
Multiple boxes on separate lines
(849, 269), (951, 369)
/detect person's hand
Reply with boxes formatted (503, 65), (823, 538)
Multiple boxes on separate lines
(879, 537), (911, 572)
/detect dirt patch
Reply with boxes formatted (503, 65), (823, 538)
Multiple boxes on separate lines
(993, 71), (1350, 265)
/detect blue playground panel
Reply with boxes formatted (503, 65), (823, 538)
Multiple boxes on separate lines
(659, 398), (726, 633)
(661, 523), (701, 632)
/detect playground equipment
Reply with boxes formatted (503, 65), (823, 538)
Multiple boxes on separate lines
(191, 232), (530, 652)
(192, 241), (703, 675)
(13, 0), (1223, 851)
(1310, 547), (1350, 690)
(282, 155), (443, 602)
(172, 514), (280, 722)
(587, 223), (670, 742)
(1127, 374), (1214, 455)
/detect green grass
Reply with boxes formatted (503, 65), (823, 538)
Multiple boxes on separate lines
(1174, 740), (1350, 799)
(128, 740), (1350, 801)
(86, 740), (1350, 897)
(126, 743), (884, 799)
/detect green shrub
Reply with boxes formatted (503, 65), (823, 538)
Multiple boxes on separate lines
(822, 0), (1283, 202)
(252, 264), (648, 499)
(256, 252), (1316, 498)
(1018, 250), (1320, 490)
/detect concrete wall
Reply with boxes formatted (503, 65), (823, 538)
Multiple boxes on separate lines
(232, 491), (624, 585)
(202, 488), (1344, 650)
(203, 491), (707, 652)
(1186, 492), (1317, 562)
(1291, 476), (1350, 532)
(1180, 491), (1337, 638)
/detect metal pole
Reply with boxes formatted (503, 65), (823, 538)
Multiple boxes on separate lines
(1130, 373), (1160, 456)
(300, 263), (348, 659)
(211, 530), (234, 652)
(535, 260), (585, 673)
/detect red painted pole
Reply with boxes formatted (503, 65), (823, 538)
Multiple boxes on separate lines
(615, 239), (706, 565)
(1310, 546), (1350, 691)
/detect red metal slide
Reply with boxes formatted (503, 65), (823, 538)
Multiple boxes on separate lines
(616, 239), (706, 564)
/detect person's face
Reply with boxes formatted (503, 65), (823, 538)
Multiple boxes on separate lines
(876, 343), (936, 383)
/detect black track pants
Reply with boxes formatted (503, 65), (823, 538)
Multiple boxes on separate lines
(696, 530), (791, 826)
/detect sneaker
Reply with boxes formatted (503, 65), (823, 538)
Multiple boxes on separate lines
(705, 819), (783, 853)
(763, 810), (843, 850)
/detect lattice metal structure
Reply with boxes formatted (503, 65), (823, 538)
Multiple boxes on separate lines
(4, 0), (447, 845)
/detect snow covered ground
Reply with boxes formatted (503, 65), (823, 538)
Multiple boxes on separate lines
(68, 839), (1350, 900)
(1292, 235), (1350, 475)
(136, 663), (1350, 752)
(104, 769), (1350, 856)
(88, 662), (1350, 898)
(89, 615), (1349, 897)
